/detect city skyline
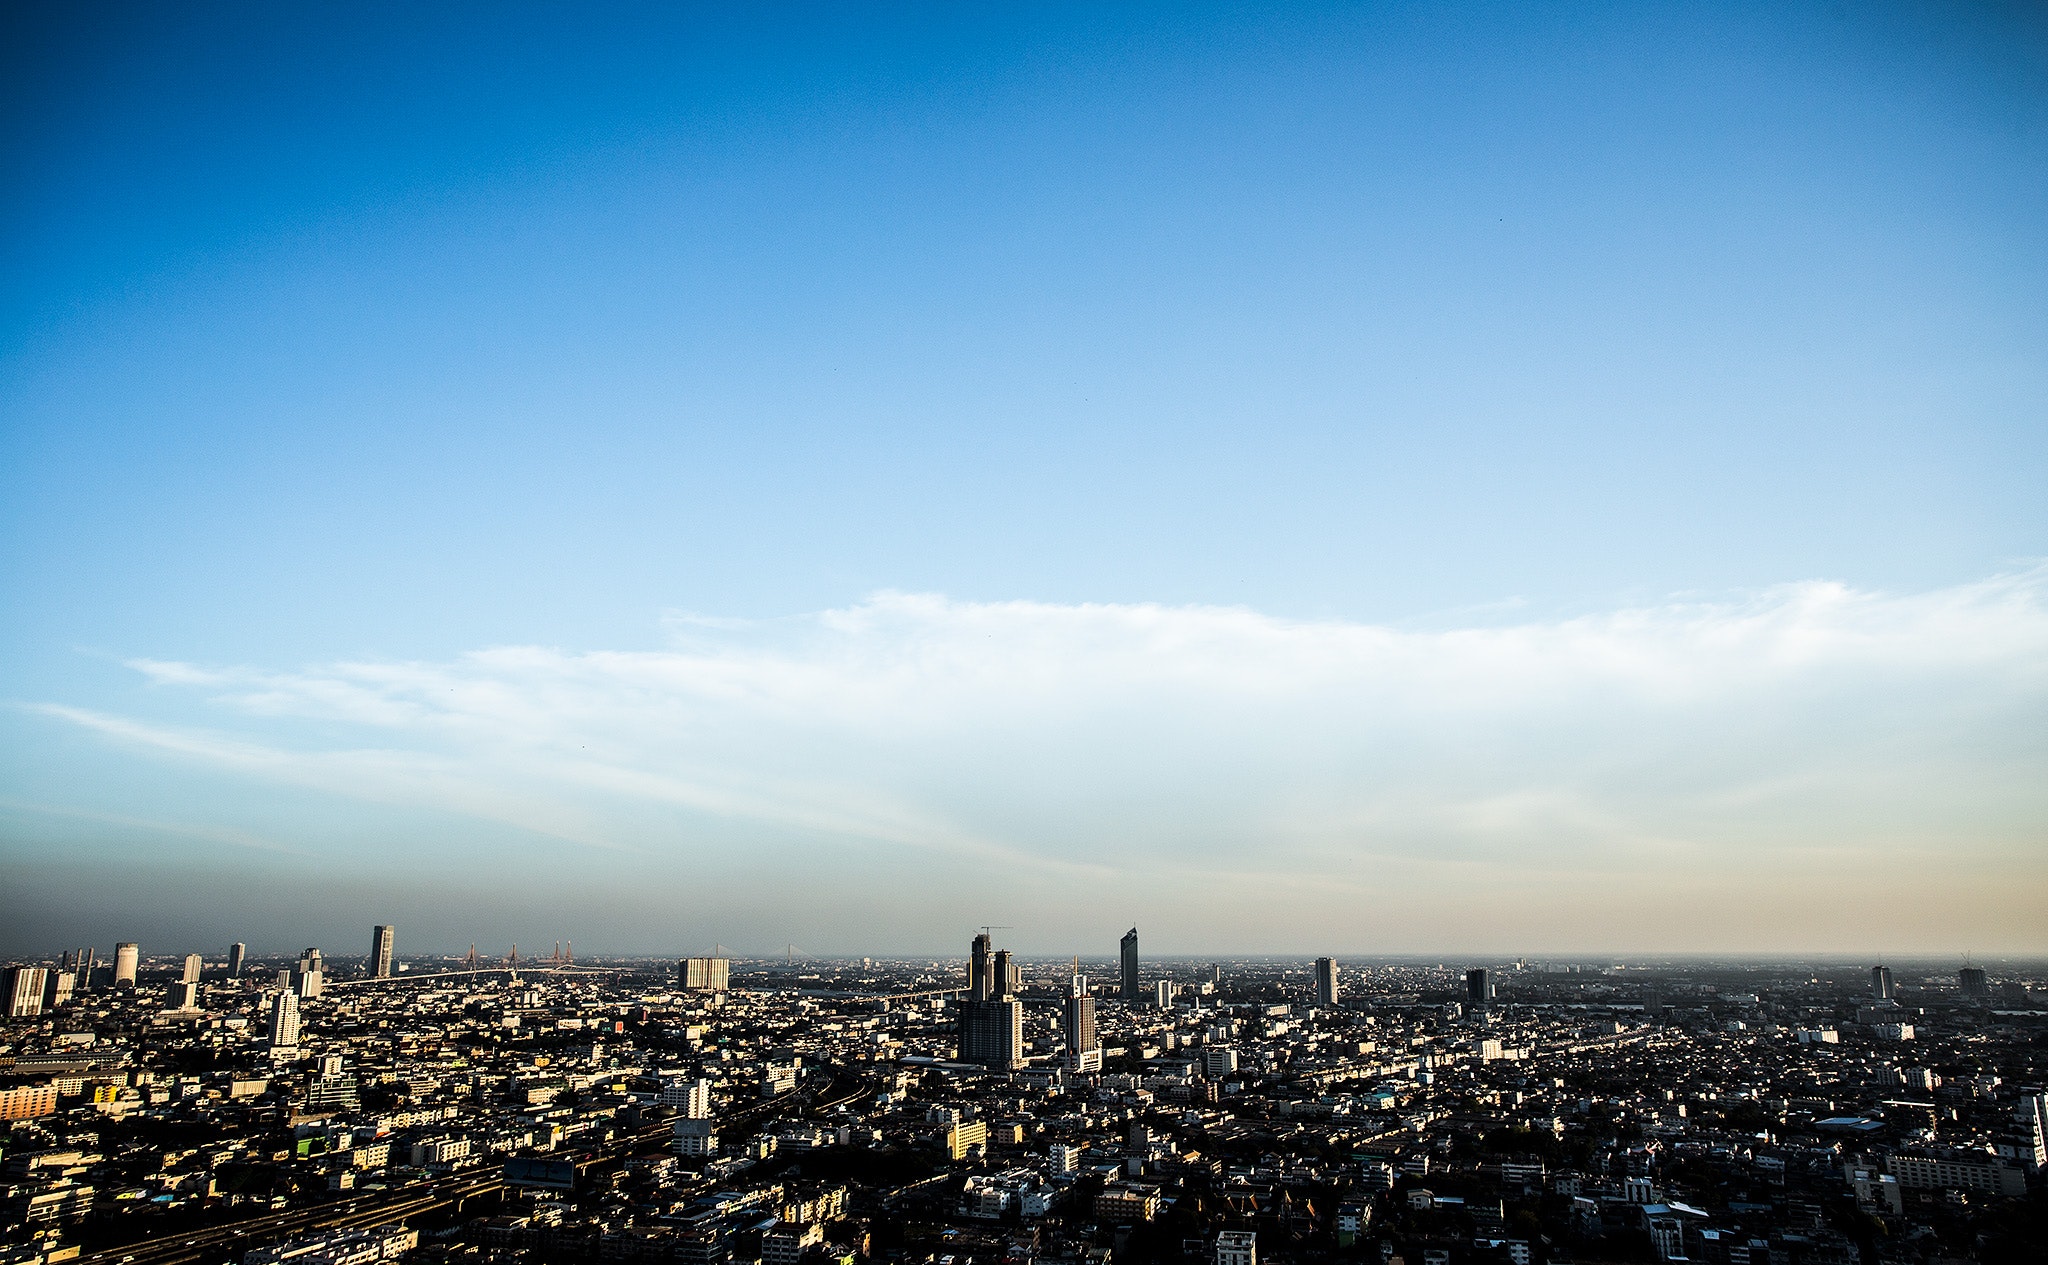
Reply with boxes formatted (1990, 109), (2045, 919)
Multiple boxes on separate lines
(4, 4), (2046, 954)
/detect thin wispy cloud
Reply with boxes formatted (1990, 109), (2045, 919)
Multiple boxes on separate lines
(41, 568), (2046, 895)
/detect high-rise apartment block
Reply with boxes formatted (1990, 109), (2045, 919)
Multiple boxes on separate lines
(1155, 979), (1175, 1010)
(1960, 966), (1988, 998)
(293, 949), (326, 998)
(182, 954), (203, 984)
(5, 967), (47, 1018)
(1315, 957), (1340, 1006)
(680, 957), (730, 992)
(1872, 965), (1896, 1001)
(1065, 976), (1101, 1072)
(113, 942), (139, 987)
(269, 989), (301, 1050)
(370, 925), (395, 978)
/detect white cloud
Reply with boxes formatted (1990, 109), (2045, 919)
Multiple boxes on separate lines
(32, 567), (2048, 949)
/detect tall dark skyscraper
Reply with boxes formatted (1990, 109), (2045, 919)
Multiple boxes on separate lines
(1120, 927), (1139, 1002)
(969, 933), (993, 1001)
(1315, 957), (1340, 1006)
(227, 942), (246, 977)
(1466, 967), (1493, 1010)
(370, 925), (394, 978)
(1960, 966), (1989, 998)
(1871, 965), (1895, 1000)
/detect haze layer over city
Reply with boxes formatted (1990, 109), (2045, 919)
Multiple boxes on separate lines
(3, 6), (2048, 1265)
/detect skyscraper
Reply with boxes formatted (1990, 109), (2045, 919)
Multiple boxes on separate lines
(679, 957), (730, 992)
(1155, 979), (1175, 1010)
(1120, 927), (1140, 1002)
(293, 948), (325, 998)
(268, 989), (301, 1050)
(960, 995), (1024, 1069)
(1315, 957), (1340, 1007)
(992, 948), (1020, 997)
(227, 942), (246, 977)
(969, 933), (993, 1001)
(1466, 968), (1492, 1010)
(1064, 974), (1101, 1072)
(1960, 966), (1988, 998)
(1872, 965), (1895, 1001)
(113, 942), (139, 987)
(4, 968), (46, 1018)
(370, 925), (394, 978)
(182, 954), (203, 984)
(959, 931), (1023, 1068)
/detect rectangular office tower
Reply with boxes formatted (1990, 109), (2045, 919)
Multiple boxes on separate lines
(114, 942), (139, 987)
(680, 957), (730, 992)
(293, 948), (325, 998)
(1466, 968), (1492, 1010)
(228, 942), (246, 977)
(1961, 967), (1989, 998)
(1316, 957), (1340, 1006)
(960, 995), (1024, 1068)
(1120, 927), (1140, 1001)
(1064, 977), (1101, 1072)
(5, 967), (47, 1018)
(268, 989), (301, 1050)
(1872, 965), (1895, 1000)
(370, 925), (395, 978)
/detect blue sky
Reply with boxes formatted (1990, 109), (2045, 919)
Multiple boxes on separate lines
(2, 3), (2044, 957)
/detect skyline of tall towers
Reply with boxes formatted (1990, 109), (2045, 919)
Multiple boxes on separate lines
(959, 930), (1023, 1069)
(113, 942), (139, 987)
(1872, 965), (1896, 1001)
(370, 925), (395, 978)
(1120, 927), (1139, 1002)
(1315, 957), (1340, 1006)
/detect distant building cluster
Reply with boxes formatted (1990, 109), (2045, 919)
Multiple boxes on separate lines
(1, 931), (2045, 1265)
